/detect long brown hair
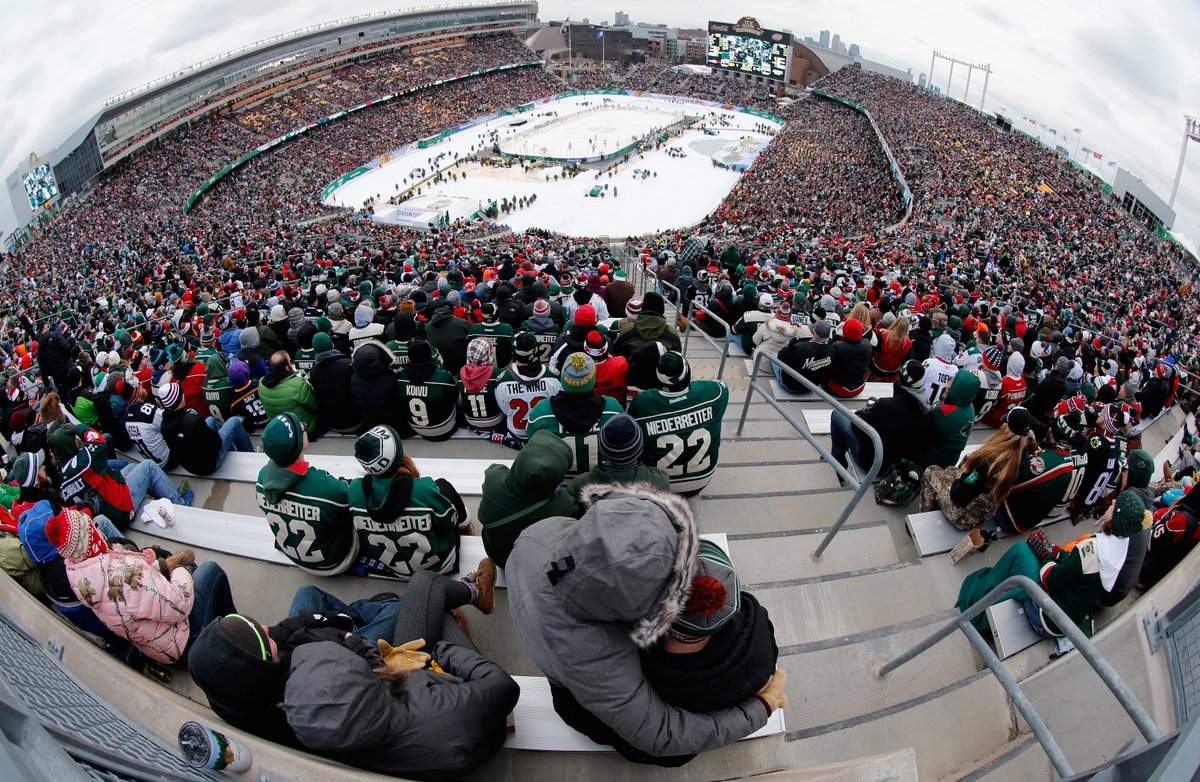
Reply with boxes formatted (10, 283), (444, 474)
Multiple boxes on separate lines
(39, 392), (64, 424)
(397, 454), (419, 479)
(959, 425), (1031, 504)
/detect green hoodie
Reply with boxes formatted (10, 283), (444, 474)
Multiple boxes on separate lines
(917, 370), (981, 468)
(478, 430), (579, 567)
(202, 356), (233, 422)
(256, 462), (358, 575)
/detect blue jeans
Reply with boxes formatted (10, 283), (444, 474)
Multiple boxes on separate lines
(288, 585), (404, 645)
(1021, 598), (1052, 639)
(205, 416), (253, 469)
(120, 460), (177, 511)
(93, 515), (123, 541)
(830, 410), (861, 471)
(179, 562), (236, 663)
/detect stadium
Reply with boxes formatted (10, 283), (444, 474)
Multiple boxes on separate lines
(0, 3), (1198, 781)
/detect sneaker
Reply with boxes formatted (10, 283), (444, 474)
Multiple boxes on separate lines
(464, 558), (496, 615)
(176, 481), (194, 507)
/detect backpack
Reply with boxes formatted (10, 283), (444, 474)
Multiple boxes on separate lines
(875, 459), (922, 507)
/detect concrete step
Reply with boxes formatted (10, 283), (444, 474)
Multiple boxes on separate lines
(935, 735), (1051, 782)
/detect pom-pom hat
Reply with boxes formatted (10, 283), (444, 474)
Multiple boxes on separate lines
(355, 425), (403, 477)
(670, 540), (740, 640)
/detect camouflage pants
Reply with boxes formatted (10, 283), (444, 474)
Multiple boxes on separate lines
(919, 465), (998, 531)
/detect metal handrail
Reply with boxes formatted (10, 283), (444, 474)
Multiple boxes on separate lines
(682, 300), (732, 380)
(879, 574), (1162, 778)
(656, 277), (691, 325)
(738, 351), (884, 558)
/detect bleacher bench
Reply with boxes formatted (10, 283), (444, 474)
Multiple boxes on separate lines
(129, 506), (727, 593)
(151, 452), (506, 496)
(984, 599), (1043, 659)
(905, 509), (1067, 558)
(745, 362), (894, 403)
(505, 675), (785, 751)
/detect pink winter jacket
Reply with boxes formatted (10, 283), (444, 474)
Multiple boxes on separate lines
(65, 549), (194, 663)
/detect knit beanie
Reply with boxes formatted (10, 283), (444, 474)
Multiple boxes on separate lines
(199, 328), (215, 346)
(261, 412), (304, 466)
(642, 292), (665, 317)
(656, 351), (691, 392)
(1126, 449), (1154, 489)
(900, 360), (925, 389)
(625, 298), (643, 318)
(775, 301), (792, 322)
(409, 339), (433, 365)
(584, 330), (608, 360)
(670, 540), (739, 641)
(599, 414), (642, 472)
(842, 318), (864, 342)
(1110, 490), (1150, 538)
(46, 508), (107, 562)
(467, 337), (495, 366)
(312, 332), (333, 353)
(157, 382), (182, 410)
(355, 425), (403, 478)
(574, 305), (597, 328)
(218, 615), (272, 661)
(982, 347), (1003, 372)
(512, 332), (539, 362)
(11, 451), (43, 488)
(560, 353), (596, 393)
(532, 299), (551, 317)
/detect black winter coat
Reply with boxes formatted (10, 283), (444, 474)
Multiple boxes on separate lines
(853, 386), (932, 472)
(161, 408), (222, 476)
(828, 339), (872, 395)
(350, 342), (402, 433)
(310, 350), (361, 433)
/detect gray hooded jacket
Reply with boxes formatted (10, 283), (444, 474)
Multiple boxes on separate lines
(506, 483), (768, 757)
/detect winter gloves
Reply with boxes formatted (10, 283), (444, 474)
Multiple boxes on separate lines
(755, 669), (789, 715)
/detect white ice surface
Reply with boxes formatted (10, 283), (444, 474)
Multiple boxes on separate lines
(326, 93), (779, 237)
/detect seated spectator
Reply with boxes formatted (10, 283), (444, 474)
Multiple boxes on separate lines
(159, 382), (253, 475)
(970, 347), (1004, 422)
(458, 338), (504, 432)
(226, 360), (270, 433)
(348, 425), (468, 579)
(494, 333), (562, 443)
(956, 491), (1148, 637)
(612, 292), (679, 358)
(983, 352), (1027, 427)
(1026, 356), (1071, 422)
(921, 334), (960, 406)
(506, 483), (782, 764)
(124, 384), (172, 467)
(569, 414), (670, 498)
(549, 304), (601, 373)
(259, 351), (319, 434)
(326, 302), (353, 353)
(519, 298), (562, 365)
(776, 319), (835, 392)
(478, 428), (578, 567)
(563, 272), (610, 323)
(528, 353), (622, 478)
(826, 318), (872, 398)
(167, 345), (209, 420)
(350, 340), (402, 434)
(732, 294), (774, 356)
(753, 301), (801, 356)
(468, 303), (513, 369)
(831, 360), (930, 478)
(629, 353), (728, 496)
(396, 340), (459, 441)
(585, 330), (628, 407)
(349, 304), (385, 349)
(202, 355), (233, 422)
(256, 413), (358, 575)
(986, 414), (1080, 535)
(52, 507), (233, 665)
(919, 415), (1035, 531)
(292, 322), (319, 378)
(424, 302), (469, 375)
(1139, 484), (1200, 588)
(1102, 449), (1154, 605)
(914, 370), (980, 468)
(868, 315), (912, 382)
(61, 437), (191, 530)
(309, 332), (361, 434)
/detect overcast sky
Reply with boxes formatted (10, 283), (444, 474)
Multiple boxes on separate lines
(2, 0), (1198, 252)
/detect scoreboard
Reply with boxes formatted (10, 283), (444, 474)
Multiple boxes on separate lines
(707, 18), (792, 81)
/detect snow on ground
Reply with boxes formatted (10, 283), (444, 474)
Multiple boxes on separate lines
(325, 93), (780, 237)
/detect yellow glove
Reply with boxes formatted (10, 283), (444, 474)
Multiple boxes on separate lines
(377, 638), (431, 673)
(756, 669), (788, 714)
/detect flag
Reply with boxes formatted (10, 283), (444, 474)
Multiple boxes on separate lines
(1028, 118), (1036, 124)
(1048, 128), (1057, 135)
(1072, 128), (1082, 134)
(1092, 151), (1102, 160)
(1081, 146), (1091, 153)
(1106, 161), (1117, 167)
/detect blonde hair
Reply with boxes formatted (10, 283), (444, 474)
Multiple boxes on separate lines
(959, 425), (1030, 504)
(883, 315), (910, 349)
(847, 303), (871, 327)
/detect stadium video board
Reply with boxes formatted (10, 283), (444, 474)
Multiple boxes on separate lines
(707, 18), (792, 81)
(22, 163), (59, 210)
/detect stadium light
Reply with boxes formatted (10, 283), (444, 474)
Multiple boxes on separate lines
(1168, 115), (1200, 209)
(928, 51), (992, 110)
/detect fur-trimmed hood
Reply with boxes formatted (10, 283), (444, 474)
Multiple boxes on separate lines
(575, 483), (700, 648)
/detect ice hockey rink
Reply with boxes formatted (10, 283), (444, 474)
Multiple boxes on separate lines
(324, 93), (780, 236)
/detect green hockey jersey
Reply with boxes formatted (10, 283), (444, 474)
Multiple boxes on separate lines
(385, 340), (442, 373)
(526, 395), (623, 478)
(457, 367), (505, 429)
(629, 380), (730, 495)
(999, 444), (1079, 533)
(348, 474), (460, 579)
(203, 376), (233, 423)
(293, 347), (319, 379)
(396, 368), (459, 440)
(469, 322), (514, 368)
(256, 462), (359, 575)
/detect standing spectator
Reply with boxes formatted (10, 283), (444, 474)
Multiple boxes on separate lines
(605, 270), (635, 318)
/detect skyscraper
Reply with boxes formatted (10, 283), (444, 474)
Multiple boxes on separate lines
(614, 11), (630, 27)
(819, 30), (830, 48)
(848, 43), (860, 58)
(831, 33), (842, 54)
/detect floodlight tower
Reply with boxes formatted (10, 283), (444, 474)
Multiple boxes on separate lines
(928, 51), (992, 110)
(1168, 115), (1200, 209)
